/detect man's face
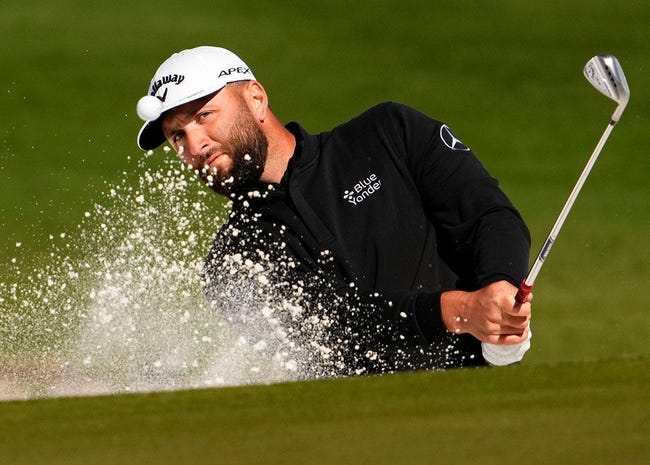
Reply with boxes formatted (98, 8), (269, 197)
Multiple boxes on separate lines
(161, 85), (268, 196)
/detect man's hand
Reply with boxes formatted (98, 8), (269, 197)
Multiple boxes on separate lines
(440, 280), (532, 345)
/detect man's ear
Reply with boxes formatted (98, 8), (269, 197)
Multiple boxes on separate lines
(246, 81), (268, 122)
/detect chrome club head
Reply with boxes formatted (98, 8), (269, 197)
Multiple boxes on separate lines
(583, 54), (630, 122)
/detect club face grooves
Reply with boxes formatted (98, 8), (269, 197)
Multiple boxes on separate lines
(583, 54), (629, 107)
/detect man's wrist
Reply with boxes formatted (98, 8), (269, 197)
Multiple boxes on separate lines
(440, 290), (469, 335)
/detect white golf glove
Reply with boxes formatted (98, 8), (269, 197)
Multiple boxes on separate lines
(481, 327), (532, 366)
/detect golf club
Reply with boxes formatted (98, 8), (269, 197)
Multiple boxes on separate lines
(482, 54), (630, 366)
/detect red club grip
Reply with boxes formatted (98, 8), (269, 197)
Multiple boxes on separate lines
(516, 279), (533, 303)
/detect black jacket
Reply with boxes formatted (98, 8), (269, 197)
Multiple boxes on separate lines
(203, 102), (530, 376)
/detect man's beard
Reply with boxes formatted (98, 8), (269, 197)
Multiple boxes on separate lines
(201, 102), (268, 196)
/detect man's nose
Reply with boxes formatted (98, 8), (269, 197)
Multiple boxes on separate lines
(184, 125), (210, 162)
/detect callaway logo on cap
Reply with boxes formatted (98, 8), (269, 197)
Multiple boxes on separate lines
(136, 46), (255, 151)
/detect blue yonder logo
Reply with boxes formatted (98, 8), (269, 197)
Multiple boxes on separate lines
(343, 173), (382, 206)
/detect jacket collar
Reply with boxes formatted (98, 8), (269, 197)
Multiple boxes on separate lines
(284, 122), (320, 180)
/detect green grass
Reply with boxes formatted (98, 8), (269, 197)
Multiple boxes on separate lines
(1, 1), (649, 463)
(1, 357), (648, 465)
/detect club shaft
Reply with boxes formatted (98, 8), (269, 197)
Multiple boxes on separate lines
(516, 113), (619, 302)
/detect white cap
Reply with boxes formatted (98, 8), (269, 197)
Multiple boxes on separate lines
(136, 46), (255, 151)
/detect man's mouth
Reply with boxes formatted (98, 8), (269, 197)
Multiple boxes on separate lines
(205, 152), (224, 168)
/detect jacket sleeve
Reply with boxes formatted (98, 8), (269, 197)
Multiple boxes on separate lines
(387, 103), (531, 289)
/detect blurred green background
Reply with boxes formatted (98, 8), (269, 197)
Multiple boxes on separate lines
(1, 0), (649, 363)
(1, 2), (649, 464)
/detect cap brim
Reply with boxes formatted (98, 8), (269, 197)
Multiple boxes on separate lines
(137, 119), (167, 151)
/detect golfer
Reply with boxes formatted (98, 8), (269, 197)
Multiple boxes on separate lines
(136, 46), (532, 375)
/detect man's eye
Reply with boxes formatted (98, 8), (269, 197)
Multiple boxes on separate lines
(197, 112), (211, 121)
